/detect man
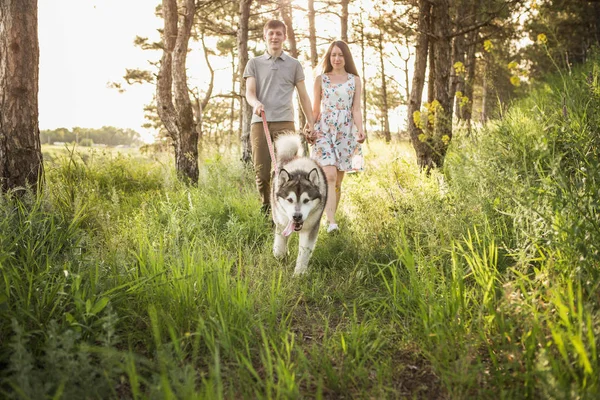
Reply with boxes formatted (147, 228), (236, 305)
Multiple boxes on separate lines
(244, 19), (314, 215)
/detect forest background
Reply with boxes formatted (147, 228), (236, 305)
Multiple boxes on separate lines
(35, 1), (588, 155)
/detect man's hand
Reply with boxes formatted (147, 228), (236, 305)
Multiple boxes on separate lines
(356, 130), (366, 144)
(253, 101), (264, 116)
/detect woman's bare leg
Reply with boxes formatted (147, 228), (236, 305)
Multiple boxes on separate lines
(323, 166), (338, 225)
(335, 170), (345, 212)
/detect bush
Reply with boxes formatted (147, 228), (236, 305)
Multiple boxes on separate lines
(79, 138), (94, 147)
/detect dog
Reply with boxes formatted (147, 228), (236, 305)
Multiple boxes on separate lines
(270, 134), (327, 275)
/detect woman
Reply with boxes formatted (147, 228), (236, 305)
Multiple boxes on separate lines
(308, 40), (365, 233)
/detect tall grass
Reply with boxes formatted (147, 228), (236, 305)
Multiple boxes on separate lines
(1, 60), (599, 399)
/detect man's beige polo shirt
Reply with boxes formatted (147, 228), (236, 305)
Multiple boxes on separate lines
(243, 51), (305, 124)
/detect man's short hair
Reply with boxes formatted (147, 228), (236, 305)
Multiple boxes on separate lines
(263, 20), (287, 35)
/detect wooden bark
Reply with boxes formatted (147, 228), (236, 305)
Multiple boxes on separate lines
(595, 2), (600, 48)
(306, 0), (319, 150)
(229, 50), (236, 143)
(0, 0), (44, 193)
(431, 0), (452, 168)
(398, 38), (411, 105)
(359, 11), (368, 137)
(449, 0), (468, 123)
(460, 35), (477, 126)
(195, 31), (215, 142)
(279, 0), (305, 129)
(340, 0), (350, 43)
(459, 0), (481, 128)
(308, 0), (318, 68)
(279, 0), (297, 56)
(377, 28), (391, 142)
(238, 0), (252, 163)
(192, 93), (203, 142)
(200, 33), (214, 119)
(157, 0), (198, 184)
(481, 56), (489, 123)
(427, 36), (435, 105)
(407, 0), (432, 170)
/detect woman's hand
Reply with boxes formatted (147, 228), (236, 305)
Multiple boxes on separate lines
(356, 130), (366, 144)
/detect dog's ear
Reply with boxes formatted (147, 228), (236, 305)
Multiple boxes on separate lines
(308, 168), (320, 186)
(279, 169), (291, 185)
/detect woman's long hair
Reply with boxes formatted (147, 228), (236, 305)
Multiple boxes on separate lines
(320, 40), (359, 77)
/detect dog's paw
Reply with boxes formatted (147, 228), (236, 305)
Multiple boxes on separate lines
(273, 244), (287, 260)
(273, 234), (289, 260)
(273, 249), (287, 260)
(293, 264), (308, 276)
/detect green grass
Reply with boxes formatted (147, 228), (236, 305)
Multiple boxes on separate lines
(1, 61), (600, 399)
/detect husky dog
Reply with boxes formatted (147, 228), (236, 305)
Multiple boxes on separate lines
(271, 134), (327, 275)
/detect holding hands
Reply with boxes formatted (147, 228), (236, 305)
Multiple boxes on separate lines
(304, 122), (317, 145)
(305, 111), (320, 145)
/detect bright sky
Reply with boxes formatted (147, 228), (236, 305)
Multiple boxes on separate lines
(39, 0), (162, 143)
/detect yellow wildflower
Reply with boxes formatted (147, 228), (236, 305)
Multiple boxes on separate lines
(441, 135), (450, 145)
(428, 112), (435, 125)
(484, 40), (494, 52)
(510, 76), (521, 87)
(460, 96), (469, 108)
(453, 61), (465, 74)
(537, 33), (547, 45)
(412, 111), (422, 129)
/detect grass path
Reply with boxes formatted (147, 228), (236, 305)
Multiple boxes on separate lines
(34, 140), (449, 398)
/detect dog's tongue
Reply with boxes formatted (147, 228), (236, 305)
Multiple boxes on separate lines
(282, 220), (295, 237)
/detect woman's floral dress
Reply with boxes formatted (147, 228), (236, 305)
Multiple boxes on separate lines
(311, 73), (364, 172)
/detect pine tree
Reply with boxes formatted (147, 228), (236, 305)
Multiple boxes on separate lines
(0, 0), (44, 193)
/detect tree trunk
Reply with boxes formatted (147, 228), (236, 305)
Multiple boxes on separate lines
(0, 0), (44, 193)
(200, 33), (214, 122)
(359, 11), (368, 137)
(230, 50), (236, 145)
(279, 0), (306, 130)
(595, 2), (600, 48)
(449, 0), (468, 123)
(377, 28), (391, 142)
(308, 0), (318, 68)
(460, 33), (477, 128)
(238, 0), (252, 163)
(279, 0), (297, 56)
(307, 1), (319, 150)
(192, 94), (203, 143)
(431, 0), (452, 167)
(407, 0), (432, 170)
(457, 0), (479, 130)
(401, 38), (411, 105)
(196, 31), (214, 143)
(157, 0), (198, 184)
(340, 0), (350, 43)
(427, 9), (435, 105)
(481, 56), (489, 123)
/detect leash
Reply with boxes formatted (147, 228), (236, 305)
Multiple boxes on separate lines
(261, 110), (278, 175)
